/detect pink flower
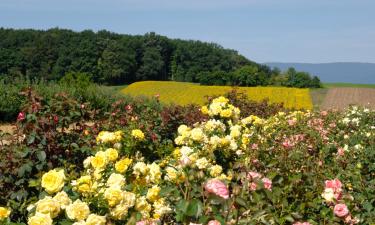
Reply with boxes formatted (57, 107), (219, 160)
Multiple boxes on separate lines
(337, 148), (345, 156)
(17, 112), (26, 121)
(321, 111), (328, 116)
(262, 178), (272, 190)
(251, 143), (259, 150)
(189, 223), (202, 225)
(125, 104), (133, 111)
(136, 220), (158, 225)
(282, 139), (294, 149)
(293, 222), (312, 225)
(207, 220), (221, 225)
(325, 179), (342, 192)
(334, 203), (349, 218)
(249, 182), (257, 191)
(205, 179), (229, 199)
(288, 119), (297, 126)
(247, 171), (262, 180)
(179, 156), (191, 166)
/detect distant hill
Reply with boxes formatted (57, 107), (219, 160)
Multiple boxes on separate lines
(264, 62), (375, 84)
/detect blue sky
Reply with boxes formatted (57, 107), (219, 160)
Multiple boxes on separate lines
(1, 0), (375, 63)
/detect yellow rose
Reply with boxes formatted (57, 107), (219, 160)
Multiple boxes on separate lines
(146, 185), (160, 202)
(131, 129), (145, 140)
(122, 191), (136, 208)
(200, 106), (209, 115)
(104, 186), (124, 207)
(106, 173), (125, 187)
(115, 158), (132, 173)
(135, 197), (151, 219)
(76, 175), (93, 194)
(53, 191), (71, 209)
(0, 207), (11, 220)
(190, 128), (204, 141)
(220, 109), (232, 118)
(209, 165), (223, 177)
(28, 212), (52, 225)
(212, 96), (229, 104)
(195, 157), (210, 169)
(153, 198), (171, 219)
(147, 163), (161, 184)
(36, 196), (61, 218)
(41, 169), (65, 194)
(91, 151), (107, 169)
(105, 148), (118, 161)
(85, 214), (106, 225)
(66, 199), (90, 221)
(110, 203), (129, 220)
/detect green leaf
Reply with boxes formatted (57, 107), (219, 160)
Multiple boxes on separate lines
(36, 150), (46, 161)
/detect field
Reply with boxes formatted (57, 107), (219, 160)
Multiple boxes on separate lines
(323, 82), (375, 88)
(321, 87), (375, 110)
(122, 81), (313, 109)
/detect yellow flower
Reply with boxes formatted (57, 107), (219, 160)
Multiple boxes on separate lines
(28, 212), (52, 225)
(147, 163), (161, 184)
(85, 214), (106, 225)
(0, 207), (11, 220)
(41, 169), (65, 194)
(110, 203), (129, 220)
(165, 167), (178, 182)
(105, 148), (118, 161)
(172, 148), (182, 159)
(133, 162), (148, 177)
(195, 157), (210, 169)
(76, 175), (93, 194)
(131, 129), (145, 140)
(106, 173), (125, 187)
(200, 105), (209, 115)
(177, 125), (189, 135)
(153, 198), (171, 219)
(66, 199), (90, 221)
(104, 186), (124, 207)
(36, 196), (61, 218)
(91, 151), (108, 169)
(209, 165), (223, 177)
(135, 197), (152, 219)
(146, 185), (160, 202)
(53, 191), (71, 209)
(220, 109), (232, 118)
(115, 158), (132, 173)
(190, 128), (204, 141)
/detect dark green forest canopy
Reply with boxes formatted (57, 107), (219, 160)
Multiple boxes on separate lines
(0, 28), (320, 87)
(0, 28), (251, 83)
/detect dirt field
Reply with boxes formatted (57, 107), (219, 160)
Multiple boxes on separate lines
(321, 87), (375, 110)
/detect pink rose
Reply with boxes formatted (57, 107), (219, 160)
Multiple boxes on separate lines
(337, 148), (345, 156)
(288, 119), (297, 126)
(293, 222), (312, 225)
(207, 220), (221, 225)
(17, 112), (26, 121)
(321, 111), (328, 116)
(249, 182), (257, 191)
(189, 223), (202, 225)
(251, 143), (259, 150)
(334, 203), (349, 218)
(136, 220), (158, 225)
(247, 171), (262, 180)
(325, 179), (342, 191)
(205, 179), (229, 199)
(262, 178), (272, 190)
(179, 156), (191, 166)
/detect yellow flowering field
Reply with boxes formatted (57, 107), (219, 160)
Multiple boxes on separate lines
(121, 81), (313, 109)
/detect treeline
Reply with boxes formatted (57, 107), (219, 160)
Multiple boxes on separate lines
(0, 28), (321, 88)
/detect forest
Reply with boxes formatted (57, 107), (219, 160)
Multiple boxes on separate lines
(0, 28), (320, 88)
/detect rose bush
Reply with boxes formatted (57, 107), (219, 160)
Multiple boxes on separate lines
(1, 96), (374, 224)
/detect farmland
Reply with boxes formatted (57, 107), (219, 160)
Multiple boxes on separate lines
(122, 81), (313, 110)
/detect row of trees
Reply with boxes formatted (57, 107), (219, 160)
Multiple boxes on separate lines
(199, 66), (321, 88)
(0, 28), (321, 87)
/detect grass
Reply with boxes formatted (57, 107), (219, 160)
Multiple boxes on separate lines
(323, 83), (375, 88)
(121, 81), (313, 110)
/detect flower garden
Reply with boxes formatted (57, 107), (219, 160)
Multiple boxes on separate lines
(0, 92), (375, 225)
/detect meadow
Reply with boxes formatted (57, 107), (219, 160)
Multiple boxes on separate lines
(122, 81), (313, 110)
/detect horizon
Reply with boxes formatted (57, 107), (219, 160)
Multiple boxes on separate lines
(1, 0), (374, 64)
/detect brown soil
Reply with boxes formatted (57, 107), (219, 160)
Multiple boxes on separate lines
(321, 87), (375, 110)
